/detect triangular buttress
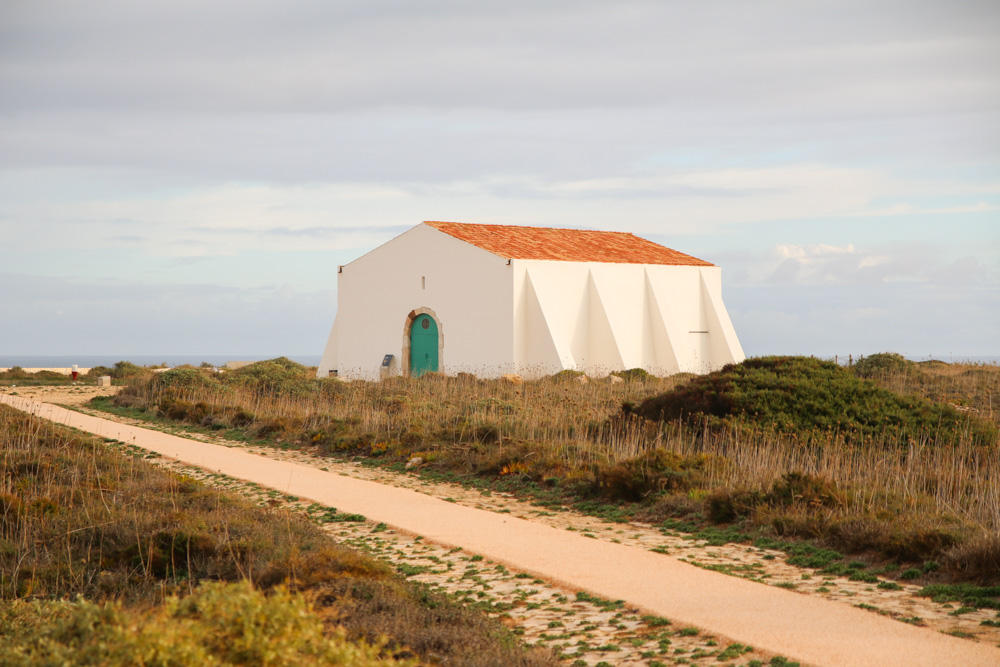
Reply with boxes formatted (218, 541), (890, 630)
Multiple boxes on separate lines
(644, 269), (682, 374)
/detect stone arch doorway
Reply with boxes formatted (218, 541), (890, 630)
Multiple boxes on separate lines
(402, 308), (443, 377)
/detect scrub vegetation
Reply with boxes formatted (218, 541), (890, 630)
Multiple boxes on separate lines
(94, 354), (1000, 589)
(0, 361), (156, 386)
(0, 404), (554, 666)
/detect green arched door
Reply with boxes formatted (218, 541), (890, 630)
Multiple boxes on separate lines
(410, 314), (439, 377)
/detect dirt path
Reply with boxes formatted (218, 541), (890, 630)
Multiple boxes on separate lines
(4, 394), (999, 667)
(15, 385), (997, 647)
(149, 456), (774, 666)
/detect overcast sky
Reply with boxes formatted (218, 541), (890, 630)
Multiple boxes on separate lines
(1, 0), (997, 360)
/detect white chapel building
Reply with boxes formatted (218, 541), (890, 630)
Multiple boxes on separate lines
(318, 221), (744, 380)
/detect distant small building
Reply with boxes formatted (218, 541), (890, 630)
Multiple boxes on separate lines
(318, 221), (744, 380)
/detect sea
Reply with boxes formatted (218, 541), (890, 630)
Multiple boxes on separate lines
(0, 355), (322, 369)
(0, 354), (995, 370)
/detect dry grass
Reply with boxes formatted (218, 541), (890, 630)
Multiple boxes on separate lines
(105, 358), (1000, 582)
(0, 404), (555, 666)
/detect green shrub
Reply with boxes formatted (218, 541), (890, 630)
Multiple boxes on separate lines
(110, 361), (148, 380)
(852, 352), (910, 379)
(611, 368), (653, 382)
(916, 582), (1000, 610)
(768, 472), (847, 509)
(251, 417), (302, 439)
(705, 489), (762, 523)
(585, 449), (710, 502)
(222, 358), (315, 397)
(548, 369), (585, 382)
(941, 533), (1000, 583)
(0, 581), (412, 666)
(887, 526), (960, 562)
(632, 356), (997, 445)
(0, 366), (29, 380)
(704, 472), (846, 524)
(154, 368), (219, 391)
(27, 371), (67, 382)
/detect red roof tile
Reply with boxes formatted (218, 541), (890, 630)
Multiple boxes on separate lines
(424, 221), (713, 266)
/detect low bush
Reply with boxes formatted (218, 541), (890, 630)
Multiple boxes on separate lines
(585, 449), (711, 502)
(632, 356), (997, 445)
(916, 582), (1000, 610)
(704, 472), (846, 524)
(941, 533), (1000, 583)
(611, 368), (653, 383)
(852, 352), (911, 379)
(109, 360), (150, 380)
(549, 369), (585, 382)
(223, 357), (316, 398)
(0, 581), (412, 667)
(154, 368), (219, 391)
(886, 526), (961, 562)
(0, 366), (29, 380)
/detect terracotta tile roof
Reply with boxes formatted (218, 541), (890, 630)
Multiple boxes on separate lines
(424, 221), (713, 266)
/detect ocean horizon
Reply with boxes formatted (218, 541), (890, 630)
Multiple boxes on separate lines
(1, 353), (996, 369)
(0, 354), (323, 368)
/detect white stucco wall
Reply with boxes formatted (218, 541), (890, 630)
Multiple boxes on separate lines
(323, 224), (514, 380)
(512, 260), (744, 378)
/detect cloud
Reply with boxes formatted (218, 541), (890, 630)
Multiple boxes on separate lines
(727, 281), (1000, 357)
(776, 243), (856, 260)
(3, 1), (997, 117)
(0, 272), (335, 355)
(0, 163), (908, 257)
(929, 255), (993, 286)
(761, 242), (998, 287)
(2, 0), (998, 188)
(851, 202), (1000, 217)
(0, 1), (997, 356)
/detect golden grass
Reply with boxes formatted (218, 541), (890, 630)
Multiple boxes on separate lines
(0, 404), (555, 666)
(107, 359), (999, 581)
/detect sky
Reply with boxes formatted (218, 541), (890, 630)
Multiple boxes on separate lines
(1, 0), (998, 360)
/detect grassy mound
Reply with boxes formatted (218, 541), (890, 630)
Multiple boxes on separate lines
(631, 356), (997, 445)
(142, 358), (323, 399)
(851, 352), (910, 379)
(223, 357), (318, 397)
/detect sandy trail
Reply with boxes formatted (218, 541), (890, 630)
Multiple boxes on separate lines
(4, 395), (998, 667)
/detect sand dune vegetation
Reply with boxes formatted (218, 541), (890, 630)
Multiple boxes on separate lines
(92, 355), (1000, 587)
(0, 404), (555, 666)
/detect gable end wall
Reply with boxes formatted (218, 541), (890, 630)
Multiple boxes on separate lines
(330, 224), (514, 380)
